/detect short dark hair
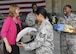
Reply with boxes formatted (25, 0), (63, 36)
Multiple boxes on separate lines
(32, 3), (37, 8)
(64, 5), (72, 9)
(35, 8), (48, 18)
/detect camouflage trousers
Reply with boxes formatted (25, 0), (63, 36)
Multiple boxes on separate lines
(60, 33), (76, 54)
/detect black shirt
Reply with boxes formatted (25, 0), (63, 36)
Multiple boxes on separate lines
(16, 23), (20, 34)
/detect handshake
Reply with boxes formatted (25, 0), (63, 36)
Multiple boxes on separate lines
(16, 42), (24, 47)
(16, 32), (30, 47)
(16, 27), (37, 47)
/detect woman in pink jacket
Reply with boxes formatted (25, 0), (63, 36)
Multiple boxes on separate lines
(1, 4), (22, 54)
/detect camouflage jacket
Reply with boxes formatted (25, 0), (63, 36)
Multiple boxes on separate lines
(58, 13), (76, 29)
(23, 19), (54, 54)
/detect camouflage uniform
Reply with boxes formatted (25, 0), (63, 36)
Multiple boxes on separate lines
(25, 12), (39, 54)
(58, 13), (76, 54)
(25, 12), (38, 29)
(23, 19), (54, 54)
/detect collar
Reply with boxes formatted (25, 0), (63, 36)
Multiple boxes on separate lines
(64, 13), (75, 19)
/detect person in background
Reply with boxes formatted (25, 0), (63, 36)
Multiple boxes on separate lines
(25, 3), (39, 29)
(1, 4), (22, 54)
(25, 3), (39, 44)
(58, 5), (76, 54)
(24, 3), (39, 47)
(17, 8), (54, 54)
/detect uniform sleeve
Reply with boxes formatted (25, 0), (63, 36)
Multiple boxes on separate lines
(30, 31), (37, 38)
(57, 17), (65, 33)
(57, 17), (65, 24)
(25, 13), (35, 26)
(23, 31), (46, 50)
(23, 25), (54, 50)
(1, 18), (11, 38)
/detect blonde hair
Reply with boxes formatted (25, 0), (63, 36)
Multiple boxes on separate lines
(8, 4), (20, 17)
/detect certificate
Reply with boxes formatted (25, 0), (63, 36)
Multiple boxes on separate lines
(16, 27), (37, 42)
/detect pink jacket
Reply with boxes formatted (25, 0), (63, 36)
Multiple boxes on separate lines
(1, 16), (22, 45)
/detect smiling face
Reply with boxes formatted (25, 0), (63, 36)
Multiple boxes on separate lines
(63, 6), (72, 16)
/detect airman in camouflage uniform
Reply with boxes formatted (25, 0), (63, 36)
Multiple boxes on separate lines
(58, 5), (76, 54)
(23, 19), (54, 54)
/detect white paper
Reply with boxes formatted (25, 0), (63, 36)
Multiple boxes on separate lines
(16, 27), (37, 42)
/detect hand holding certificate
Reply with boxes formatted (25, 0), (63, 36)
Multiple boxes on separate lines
(53, 24), (75, 33)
